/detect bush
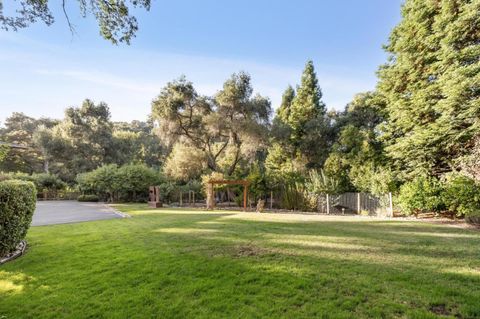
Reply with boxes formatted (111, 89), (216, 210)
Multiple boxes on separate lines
(466, 211), (480, 225)
(77, 194), (99, 202)
(0, 180), (37, 257)
(0, 172), (65, 192)
(397, 177), (444, 215)
(76, 164), (163, 202)
(442, 174), (480, 218)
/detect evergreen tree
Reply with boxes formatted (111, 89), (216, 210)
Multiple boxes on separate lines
(266, 60), (331, 177)
(288, 60), (326, 143)
(276, 85), (295, 124)
(377, 0), (480, 178)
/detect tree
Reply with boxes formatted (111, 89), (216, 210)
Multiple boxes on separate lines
(0, 112), (57, 173)
(163, 143), (206, 182)
(112, 120), (164, 167)
(323, 92), (389, 193)
(151, 72), (271, 177)
(288, 60), (326, 143)
(377, 0), (480, 179)
(0, 0), (151, 44)
(266, 60), (332, 177)
(43, 99), (115, 181)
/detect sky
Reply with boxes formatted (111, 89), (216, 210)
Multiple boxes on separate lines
(0, 0), (403, 124)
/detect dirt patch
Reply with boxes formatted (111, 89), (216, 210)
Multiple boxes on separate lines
(429, 304), (450, 316)
(233, 244), (269, 258)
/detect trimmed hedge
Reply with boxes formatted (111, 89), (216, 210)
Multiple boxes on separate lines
(77, 194), (99, 202)
(0, 180), (37, 257)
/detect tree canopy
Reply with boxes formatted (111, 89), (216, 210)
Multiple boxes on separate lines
(0, 0), (151, 44)
(151, 72), (271, 178)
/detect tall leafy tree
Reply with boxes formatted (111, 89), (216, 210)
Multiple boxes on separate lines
(151, 72), (271, 177)
(0, 112), (57, 173)
(41, 99), (116, 181)
(377, 0), (480, 178)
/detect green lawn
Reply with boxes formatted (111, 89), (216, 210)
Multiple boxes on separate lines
(1, 205), (480, 318)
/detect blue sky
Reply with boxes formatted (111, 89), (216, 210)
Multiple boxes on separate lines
(0, 0), (403, 124)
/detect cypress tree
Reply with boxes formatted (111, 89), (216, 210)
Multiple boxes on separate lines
(289, 60), (326, 137)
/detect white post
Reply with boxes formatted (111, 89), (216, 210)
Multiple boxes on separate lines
(326, 194), (330, 215)
(389, 192), (393, 217)
(357, 193), (361, 215)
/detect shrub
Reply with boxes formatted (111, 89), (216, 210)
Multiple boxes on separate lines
(0, 172), (65, 192)
(397, 177), (444, 215)
(442, 174), (480, 218)
(466, 211), (480, 225)
(31, 173), (66, 192)
(77, 194), (99, 202)
(0, 180), (37, 257)
(76, 164), (163, 202)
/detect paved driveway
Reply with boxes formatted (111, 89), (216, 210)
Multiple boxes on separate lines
(32, 201), (124, 226)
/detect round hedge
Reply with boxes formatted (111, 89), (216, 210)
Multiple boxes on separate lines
(0, 180), (37, 257)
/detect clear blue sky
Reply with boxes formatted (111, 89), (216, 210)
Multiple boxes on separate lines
(0, 0), (403, 124)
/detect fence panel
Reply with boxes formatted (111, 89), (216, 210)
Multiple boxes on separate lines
(315, 192), (390, 216)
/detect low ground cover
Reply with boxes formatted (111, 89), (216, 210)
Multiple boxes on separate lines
(1, 205), (479, 318)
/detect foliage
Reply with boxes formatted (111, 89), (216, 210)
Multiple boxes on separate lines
(458, 136), (480, 182)
(323, 92), (387, 193)
(246, 163), (268, 201)
(349, 164), (398, 196)
(266, 60), (332, 174)
(0, 0), (151, 44)
(77, 194), (99, 202)
(281, 181), (306, 211)
(0, 180), (36, 256)
(305, 169), (339, 195)
(163, 144), (206, 182)
(397, 177), (444, 215)
(441, 173), (480, 218)
(111, 120), (164, 168)
(0, 172), (65, 192)
(377, 0), (480, 179)
(76, 163), (162, 202)
(0, 112), (56, 173)
(152, 73), (271, 177)
(0, 144), (9, 162)
(116, 164), (162, 202)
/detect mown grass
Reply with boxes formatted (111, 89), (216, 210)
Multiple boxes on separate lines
(1, 204), (480, 318)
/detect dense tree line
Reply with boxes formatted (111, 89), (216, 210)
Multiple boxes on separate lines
(0, 100), (163, 182)
(1, 0), (478, 218)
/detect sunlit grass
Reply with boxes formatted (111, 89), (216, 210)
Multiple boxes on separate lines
(1, 205), (480, 318)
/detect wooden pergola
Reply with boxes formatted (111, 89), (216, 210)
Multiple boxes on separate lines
(206, 179), (250, 211)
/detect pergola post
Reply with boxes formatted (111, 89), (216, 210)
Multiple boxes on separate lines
(243, 184), (248, 211)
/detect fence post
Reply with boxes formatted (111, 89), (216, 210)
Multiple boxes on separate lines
(326, 194), (330, 215)
(270, 191), (273, 210)
(180, 191), (183, 206)
(389, 192), (393, 217)
(357, 193), (361, 214)
(193, 192), (195, 207)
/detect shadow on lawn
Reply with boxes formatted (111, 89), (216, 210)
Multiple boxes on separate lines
(2, 210), (480, 318)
